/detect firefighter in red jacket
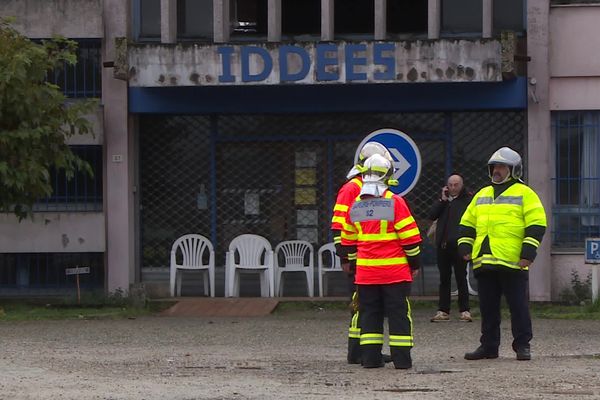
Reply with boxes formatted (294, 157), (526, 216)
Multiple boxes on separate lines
(331, 142), (396, 364)
(341, 153), (422, 369)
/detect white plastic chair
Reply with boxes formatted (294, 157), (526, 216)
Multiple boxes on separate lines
(274, 240), (314, 297)
(317, 243), (344, 297)
(170, 234), (215, 297)
(225, 234), (274, 297)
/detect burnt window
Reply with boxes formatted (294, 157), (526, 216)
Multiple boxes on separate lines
(387, 0), (428, 36)
(335, 0), (374, 37)
(282, 0), (321, 38)
(232, 0), (268, 38)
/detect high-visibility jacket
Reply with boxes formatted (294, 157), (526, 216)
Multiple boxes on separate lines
(331, 177), (363, 234)
(342, 190), (422, 285)
(458, 182), (547, 271)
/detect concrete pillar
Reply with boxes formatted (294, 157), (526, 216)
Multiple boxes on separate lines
(102, 0), (135, 293)
(374, 0), (386, 40)
(428, 0), (440, 39)
(321, 0), (334, 41)
(527, 0), (551, 301)
(483, 0), (493, 38)
(214, 0), (230, 43)
(160, 0), (177, 43)
(268, 0), (282, 42)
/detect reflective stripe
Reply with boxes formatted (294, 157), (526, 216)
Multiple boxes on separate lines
(476, 197), (494, 205)
(342, 222), (356, 232)
(349, 310), (361, 338)
(523, 237), (540, 247)
(333, 204), (349, 212)
(394, 215), (415, 230)
(360, 333), (384, 345)
(350, 178), (363, 188)
(333, 236), (341, 244)
(404, 246), (420, 257)
(495, 196), (523, 205)
(356, 232), (399, 241)
(357, 257), (408, 266)
(407, 297), (413, 338)
(380, 220), (388, 233)
(348, 252), (357, 261)
(341, 231), (357, 241)
(472, 255), (525, 271)
(457, 237), (474, 246)
(331, 216), (346, 225)
(398, 227), (420, 240)
(389, 335), (414, 347)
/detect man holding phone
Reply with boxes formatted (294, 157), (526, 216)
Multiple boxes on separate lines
(428, 173), (473, 322)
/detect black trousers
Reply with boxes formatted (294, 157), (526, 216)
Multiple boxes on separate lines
(476, 268), (532, 351)
(436, 243), (469, 313)
(358, 282), (412, 367)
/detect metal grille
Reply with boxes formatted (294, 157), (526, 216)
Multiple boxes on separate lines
(34, 145), (103, 212)
(0, 253), (104, 289)
(45, 39), (102, 98)
(551, 111), (600, 247)
(139, 111), (524, 295)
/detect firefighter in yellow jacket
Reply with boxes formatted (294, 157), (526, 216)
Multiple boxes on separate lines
(341, 153), (422, 369)
(458, 147), (547, 361)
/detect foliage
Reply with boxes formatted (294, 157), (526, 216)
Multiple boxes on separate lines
(0, 18), (96, 219)
(558, 270), (592, 305)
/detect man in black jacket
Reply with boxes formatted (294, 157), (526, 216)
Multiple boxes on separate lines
(428, 173), (473, 322)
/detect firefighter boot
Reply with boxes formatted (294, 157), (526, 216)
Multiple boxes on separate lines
(347, 337), (362, 364)
(392, 348), (412, 369)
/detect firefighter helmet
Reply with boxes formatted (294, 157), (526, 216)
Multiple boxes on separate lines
(347, 142), (394, 180)
(359, 154), (393, 197)
(487, 146), (523, 183)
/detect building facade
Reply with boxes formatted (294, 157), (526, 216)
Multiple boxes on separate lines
(1, 0), (598, 300)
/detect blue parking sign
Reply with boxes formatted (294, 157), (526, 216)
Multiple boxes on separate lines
(585, 238), (600, 264)
(355, 128), (421, 196)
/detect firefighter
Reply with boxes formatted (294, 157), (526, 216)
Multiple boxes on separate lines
(330, 141), (395, 364)
(341, 154), (422, 369)
(458, 147), (547, 361)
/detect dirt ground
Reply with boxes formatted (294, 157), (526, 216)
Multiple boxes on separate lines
(0, 308), (599, 400)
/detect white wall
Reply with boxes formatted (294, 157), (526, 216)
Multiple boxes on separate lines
(1, 0), (103, 38)
(551, 253), (593, 300)
(0, 213), (105, 253)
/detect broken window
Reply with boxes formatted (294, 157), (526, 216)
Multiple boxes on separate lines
(232, 0), (268, 38)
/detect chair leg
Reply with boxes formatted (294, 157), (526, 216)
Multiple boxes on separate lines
(176, 272), (183, 296)
(209, 268), (215, 297)
(269, 268), (275, 298)
(233, 270), (240, 297)
(278, 271), (284, 297)
(170, 268), (177, 297)
(307, 270), (314, 297)
(318, 272), (323, 297)
(260, 271), (268, 297)
(203, 270), (209, 296)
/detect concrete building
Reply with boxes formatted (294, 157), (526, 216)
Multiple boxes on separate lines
(0, 0), (598, 301)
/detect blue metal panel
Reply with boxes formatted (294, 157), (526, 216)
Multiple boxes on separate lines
(130, 77), (527, 114)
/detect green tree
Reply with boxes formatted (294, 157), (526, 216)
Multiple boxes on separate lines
(0, 18), (96, 220)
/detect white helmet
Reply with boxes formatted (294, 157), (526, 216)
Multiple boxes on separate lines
(347, 142), (395, 181)
(359, 154), (392, 197)
(487, 147), (523, 183)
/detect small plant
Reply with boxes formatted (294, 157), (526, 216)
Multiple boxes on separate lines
(558, 270), (592, 305)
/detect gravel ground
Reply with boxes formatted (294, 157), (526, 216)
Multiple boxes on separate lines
(1, 308), (599, 400)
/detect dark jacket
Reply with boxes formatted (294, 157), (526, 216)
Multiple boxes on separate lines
(428, 188), (473, 248)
